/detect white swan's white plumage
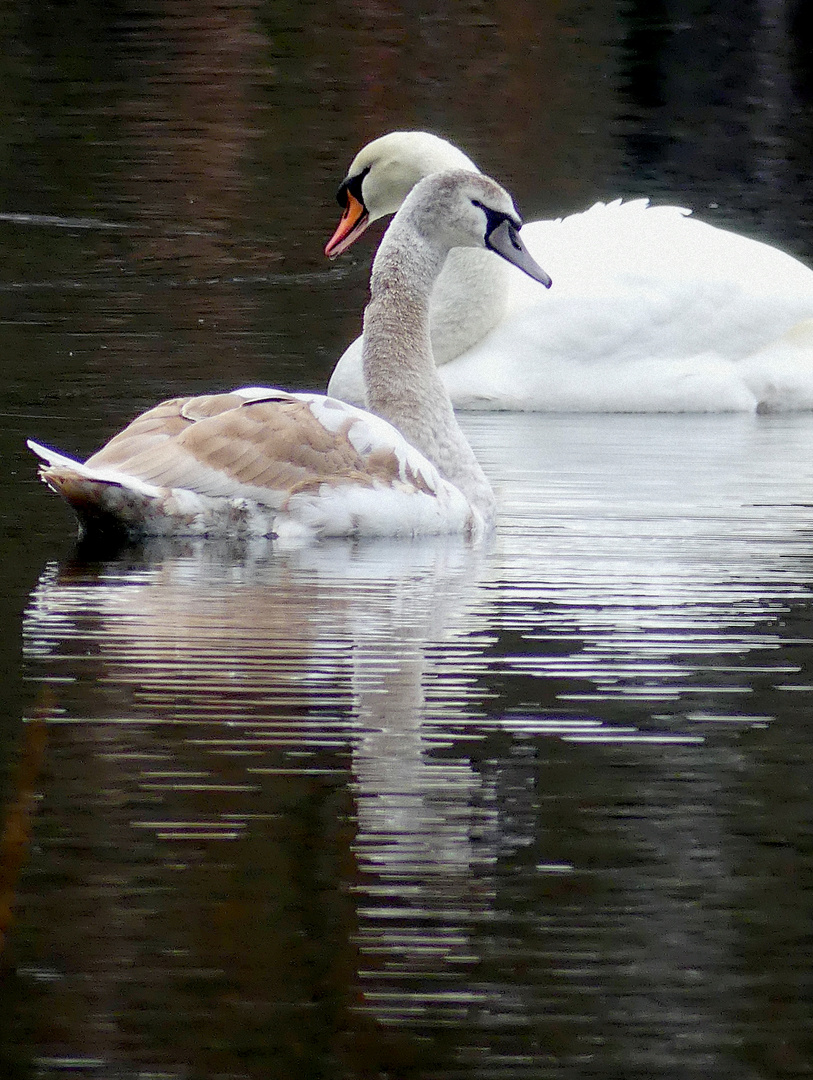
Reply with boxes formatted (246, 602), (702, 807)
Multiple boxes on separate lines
(326, 132), (813, 413)
(29, 171), (550, 543)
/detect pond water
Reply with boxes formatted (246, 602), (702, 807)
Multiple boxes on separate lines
(2, 3), (813, 1079)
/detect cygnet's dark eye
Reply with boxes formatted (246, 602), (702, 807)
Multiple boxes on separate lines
(471, 199), (521, 239)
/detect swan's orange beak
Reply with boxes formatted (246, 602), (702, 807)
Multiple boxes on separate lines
(324, 191), (370, 259)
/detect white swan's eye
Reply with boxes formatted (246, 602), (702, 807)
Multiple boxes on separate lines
(337, 166), (371, 209)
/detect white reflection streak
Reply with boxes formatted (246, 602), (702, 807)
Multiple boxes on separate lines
(345, 545), (497, 1022)
(22, 537), (499, 1052)
(22, 410), (813, 1065)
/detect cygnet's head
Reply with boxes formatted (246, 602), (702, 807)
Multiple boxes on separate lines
(325, 131), (479, 258)
(385, 170), (552, 290)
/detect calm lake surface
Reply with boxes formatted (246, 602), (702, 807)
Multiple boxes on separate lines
(1, 3), (813, 1079)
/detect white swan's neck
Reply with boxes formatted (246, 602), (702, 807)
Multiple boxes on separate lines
(362, 223), (495, 519)
(429, 247), (509, 364)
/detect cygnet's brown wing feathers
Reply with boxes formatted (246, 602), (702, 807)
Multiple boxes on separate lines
(85, 391), (405, 503)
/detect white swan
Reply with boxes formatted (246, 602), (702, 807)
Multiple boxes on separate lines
(326, 131), (813, 413)
(28, 170), (550, 544)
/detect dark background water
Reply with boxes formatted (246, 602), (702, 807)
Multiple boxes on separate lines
(2, 2), (813, 1078)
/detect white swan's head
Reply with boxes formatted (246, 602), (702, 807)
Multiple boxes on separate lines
(325, 131), (479, 258)
(385, 170), (552, 289)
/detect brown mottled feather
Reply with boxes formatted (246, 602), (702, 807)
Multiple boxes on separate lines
(179, 393), (253, 422)
(83, 393), (412, 503)
(87, 397), (197, 468)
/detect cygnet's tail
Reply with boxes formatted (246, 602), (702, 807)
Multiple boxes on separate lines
(27, 439), (161, 540)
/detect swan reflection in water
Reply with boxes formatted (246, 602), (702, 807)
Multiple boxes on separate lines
(19, 412), (813, 1074)
(22, 535), (509, 1065)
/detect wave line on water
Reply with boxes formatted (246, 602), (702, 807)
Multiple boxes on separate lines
(0, 211), (130, 230)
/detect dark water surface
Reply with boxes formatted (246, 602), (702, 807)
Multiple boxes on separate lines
(2, 4), (813, 1079)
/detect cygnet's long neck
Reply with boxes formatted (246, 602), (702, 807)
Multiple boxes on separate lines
(362, 220), (496, 520)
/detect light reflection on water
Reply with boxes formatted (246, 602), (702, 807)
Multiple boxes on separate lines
(14, 413), (813, 1077)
